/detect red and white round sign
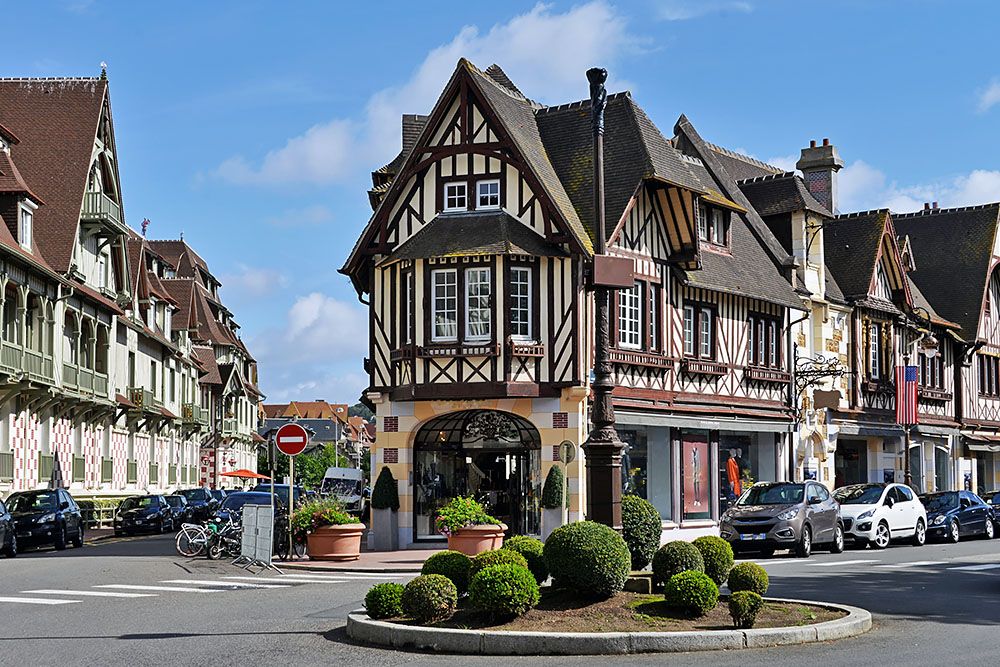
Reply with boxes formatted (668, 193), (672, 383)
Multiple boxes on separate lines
(275, 422), (309, 457)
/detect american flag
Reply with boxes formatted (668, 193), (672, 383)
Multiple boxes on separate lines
(895, 365), (919, 425)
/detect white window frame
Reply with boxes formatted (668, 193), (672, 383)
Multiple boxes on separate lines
(699, 306), (713, 358)
(869, 323), (881, 380)
(404, 271), (413, 344)
(444, 182), (467, 212)
(618, 282), (642, 349)
(711, 208), (726, 245)
(431, 269), (458, 342)
(476, 179), (501, 210)
(464, 267), (492, 342)
(97, 253), (109, 290)
(19, 201), (36, 251)
(697, 205), (708, 241)
(683, 305), (695, 356)
(509, 267), (532, 341)
(768, 321), (778, 367)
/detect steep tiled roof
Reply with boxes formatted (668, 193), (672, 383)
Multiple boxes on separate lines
(0, 78), (108, 273)
(0, 149), (44, 202)
(147, 239), (213, 281)
(738, 172), (832, 218)
(193, 346), (222, 385)
(893, 204), (1000, 339)
(824, 210), (889, 301)
(707, 143), (784, 182)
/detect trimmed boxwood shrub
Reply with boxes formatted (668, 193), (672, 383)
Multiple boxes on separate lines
(728, 590), (765, 629)
(544, 520), (630, 598)
(652, 540), (704, 585)
(503, 535), (548, 584)
(664, 570), (719, 617)
(401, 574), (458, 623)
(541, 466), (568, 509)
(470, 549), (528, 579)
(421, 550), (473, 593)
(621, 495), (662, 570)
(727, 562), (769, 596)
(693, 536), (735, 586)
(364, 582), (404, 619)
(370, 466), (400, 511)
(469, 563), (540, 619)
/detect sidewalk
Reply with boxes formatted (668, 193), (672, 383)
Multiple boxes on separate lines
(280, 548), (442, 573)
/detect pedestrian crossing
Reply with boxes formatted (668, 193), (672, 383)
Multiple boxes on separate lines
(0, 570), (409, 607)
(742, 556), (1000, 574)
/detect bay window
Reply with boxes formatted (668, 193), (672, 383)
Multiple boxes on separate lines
(464, 267), (491, 341)
(509, 267), (531, 341)
(431, 269), (458, 341)
(618, 282), (642, 349)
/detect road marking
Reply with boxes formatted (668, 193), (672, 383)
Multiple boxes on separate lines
(875, 561), (945, 569)
(737, 560), (800, 566)
(162, 579), (289, 589)
(96, 585), (213, 593)
(811, 559), (880, 567)
(281, 572), (408, 580)
(24, 589), (157, 598)
(947, 563), (1000, 571)
(223, 576), (349, 585)
(0, 596), (79, 605)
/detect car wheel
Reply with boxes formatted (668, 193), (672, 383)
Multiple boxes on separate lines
(948, 518), (960, 543)
(73, 525), (84, 548)
(873, 522), (890, 549)
(830, 524), (845, 553)
(3, 533), (16, 558)
(795, 525), (812, 558)
(157, 519), (165, 534)
(985, 519), (995, 540)
(53, 526), (67, 551)
(911, 519), (926, 547)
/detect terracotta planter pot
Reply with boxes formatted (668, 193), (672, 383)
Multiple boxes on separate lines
(446, 523), (508, 556)
(306, 523), (366, 561)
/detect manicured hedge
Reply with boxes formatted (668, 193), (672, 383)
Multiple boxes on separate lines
(541, 466), (568, 509)
(469, 563), (540, 619)
(664, 570), (719, 617)
(544, 521), (630, 598)
(401, 574), (458, 623)
(728, 590), (764, 629)
(727, 562), (769, 596)
(692, 536), (734, 586)
(370, 466), (399, 511)
(621, 495), (662, 570)
(470, 549), (528, 579)
(503, 535), (548, 584)
(364, 582), (404, 619)
(651, 540), (704, 585)
(421, 550), (473, 593)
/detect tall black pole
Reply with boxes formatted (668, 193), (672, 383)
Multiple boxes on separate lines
(582, 67), (624, 531)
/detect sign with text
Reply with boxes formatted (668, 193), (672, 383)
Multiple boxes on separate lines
(275, 422), (309, 457)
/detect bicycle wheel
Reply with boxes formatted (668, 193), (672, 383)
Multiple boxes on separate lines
(275, 533), (289, 561)
(175, 525), (207, 558)
(292, 536), (307, 558)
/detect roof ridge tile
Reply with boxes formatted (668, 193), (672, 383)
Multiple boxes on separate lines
(705, 141), (784, 174)
(536, 91), (631, 115)
(736, 171), (797, 185)
(893, 202), (1000, 218)
(835, 208), (890, 219)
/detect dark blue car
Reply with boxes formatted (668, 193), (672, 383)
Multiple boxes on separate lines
(921, 490), (996, 542)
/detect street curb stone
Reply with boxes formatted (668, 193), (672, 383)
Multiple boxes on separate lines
(345, 597), (872, 655)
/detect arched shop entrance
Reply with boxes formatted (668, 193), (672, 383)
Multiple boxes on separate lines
(412, 410), (541, 542)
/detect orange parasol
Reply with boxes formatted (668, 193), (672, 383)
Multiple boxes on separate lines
(219, 469), (271, 480)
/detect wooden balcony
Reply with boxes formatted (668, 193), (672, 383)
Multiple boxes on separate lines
(680, 358), (727, 377)
(182, 403), (209, 426)
(63, 363), (109, 396)
(510, 341), (546, 358)
(744, 367), (792, 384)
(81, 191), (123, 227)
(221, 418), (239, 436)
(609, 348), (673, 369)
(128, 387), (162, 413)
(417, 342), (501, 358)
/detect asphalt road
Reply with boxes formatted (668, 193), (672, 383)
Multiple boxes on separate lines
(1, 533), (998, 667)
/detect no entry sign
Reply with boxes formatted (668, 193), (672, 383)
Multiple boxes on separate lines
(275, 422), (308, 456)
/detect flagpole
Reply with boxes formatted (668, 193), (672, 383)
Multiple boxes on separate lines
(903, 353), (913, 488)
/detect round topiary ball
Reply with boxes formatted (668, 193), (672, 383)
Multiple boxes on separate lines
(401, 574), (458, 624)
(470, 549), (528, 579)
(693, 536), (735, 586)
(652, 540), (704, 585)
(469, 563), (540, 619)
(728, 590), (765, 629)
(727, 562), (769, 596)
(421, 550), (473, 593)
(621, 495), (662, 570)
(664, 570), (719, 617)
(503, 535), (548, 584)
(544, 520), (630, 598)
(364, 582), (404, 619)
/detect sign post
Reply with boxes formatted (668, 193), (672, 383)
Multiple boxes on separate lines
(558, 440), (576, 528)
(275, 422), (309, 560)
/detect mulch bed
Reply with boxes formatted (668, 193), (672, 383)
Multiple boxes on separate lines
(393, 588), (844, 633)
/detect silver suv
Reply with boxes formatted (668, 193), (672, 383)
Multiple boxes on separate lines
(720, 481), (844, 558)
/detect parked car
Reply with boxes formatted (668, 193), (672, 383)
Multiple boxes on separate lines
(719, 481), (844, 558)
(210, 489), (229, 504)
(164, 495), (191, 525)
(212, 491), (286, 524)
(114, 495), (174, 535)
(251, 483), (305, 507)
(6, 488), (84, 550)
(0, 498), (17, 557)
(981, 490), (1000, 508)
(921, 490), (996, 542)
(176, 488), (218, 522)
(833, 483), (927, 549)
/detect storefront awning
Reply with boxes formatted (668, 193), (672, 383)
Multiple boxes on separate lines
(914, 424), (960, 437)
(964, 435), (1000, 453)
(834, 422), (904, 438)
(615, 411), (792, 434)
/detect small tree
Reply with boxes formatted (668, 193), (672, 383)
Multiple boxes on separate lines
(371, 466), (400, 511)
(541, 466), (568, 509)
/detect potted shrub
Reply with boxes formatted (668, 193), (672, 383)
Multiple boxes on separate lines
(369, 466), (399, 551)
(292, 499), (365, 561)
(540, 466), (568, 540)
(434, 496), (506, 556)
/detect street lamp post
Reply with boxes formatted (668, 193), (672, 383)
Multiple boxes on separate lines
(582, 67), (625, 531)
(903, 306), (938, 488)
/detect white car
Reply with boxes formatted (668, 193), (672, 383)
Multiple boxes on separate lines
(833, 483), (927, 549)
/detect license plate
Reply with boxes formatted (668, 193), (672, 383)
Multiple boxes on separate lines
(741, 533), (766, 541)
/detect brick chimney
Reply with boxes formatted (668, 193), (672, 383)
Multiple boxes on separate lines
(796, 138), (844, 215)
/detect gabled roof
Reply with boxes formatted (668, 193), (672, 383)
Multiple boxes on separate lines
(0, 77), (109, 273)
(0, 148), (44, 202)
(737, 172), (832, 218)
(893, 203), (1000, 339)
(148, 239), (215, 282)
(707, 143), (784, 182)
(194, 346), (222, 385)
(824, 209), (912, 310)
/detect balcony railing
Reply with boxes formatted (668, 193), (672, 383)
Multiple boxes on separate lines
(128, 387), (162, 412)
(0, 451), (13, 481)
(189, 466), (198, 485)
(81, 191), (122, 226)
(23, 349), (55, 383)
(222, 418), (239, 436)
(168, 465), (177, 485)
(38, 454), (54, 482)
(180, 466), (188, 485)
(0, 341), (19, 373)
(149, 463), (159, 485)
(127, 460), (138, 484)
(101, 458), (113, 484)
(63, 363), (109, 396)
(182, 403), (209, 426)
(72, 456), (85, 483)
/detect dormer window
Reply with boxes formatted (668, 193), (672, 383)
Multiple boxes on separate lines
(444, 182), (467, 212)
(697, 204), (729, 247)
(19, 202), (35, 251)
(477, 180), (500, 209)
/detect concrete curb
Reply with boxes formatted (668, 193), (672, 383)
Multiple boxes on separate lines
(345, 597), (872, 655)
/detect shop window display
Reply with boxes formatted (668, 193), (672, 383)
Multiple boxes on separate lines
(681, 432), (712, 521)
(619, 427), (672, 520)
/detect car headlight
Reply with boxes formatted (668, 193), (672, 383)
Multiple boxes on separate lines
(932, 515), (946, 525)
(777, 507), (799, 521)
(856, 509), (875, 521)
(38, 513), (56, 523)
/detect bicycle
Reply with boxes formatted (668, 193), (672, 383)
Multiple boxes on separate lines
(206, 516), (242, 560)
(175, 522), (210, 558)
(274, 514), (306, 561)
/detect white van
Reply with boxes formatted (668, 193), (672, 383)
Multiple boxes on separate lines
(321, 467), (365, 514)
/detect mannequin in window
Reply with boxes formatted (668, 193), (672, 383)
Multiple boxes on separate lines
(726, 448), (742, 498)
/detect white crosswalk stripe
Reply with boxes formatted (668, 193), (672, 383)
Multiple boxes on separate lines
(162, 579), (289, 589)
(0, 596), (79, 605)
(875, 561), (945, 569)
(223, 576), (349, 585)
(811, 559), (880, 567)
(24, 589), (157, 598)
(947, 563), (1000, 571)
(281, 572), (408, 580)
(96, 584), (213, 593)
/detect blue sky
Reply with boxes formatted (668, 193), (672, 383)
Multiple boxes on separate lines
(8, 1), (1000, 402)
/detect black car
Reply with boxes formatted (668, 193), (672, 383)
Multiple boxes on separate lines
(164, 495), (191, 525)
(921, 490), (996, 542)
(981, 490), (1000, 508)
(210, 489), (228, 503)
(177, 488), (218, 522)
(114, 495), (174, 535)
(251, 483), (305, 507)
(7, 488), (84, 550)
(212, 491), (286, 523)
(0, 498), (17, 557)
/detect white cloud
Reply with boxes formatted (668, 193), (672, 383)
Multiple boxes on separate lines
(216, 2), (638, 186)
(656, 1), (752, 21)
(264, 370), (369, 405)
(837, 159), (1000, 213)
(265, 204), (334, 227)
(765, 154), (799, 172)
(977, 79), (1000, 113)
(219, 265), (289, 299)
